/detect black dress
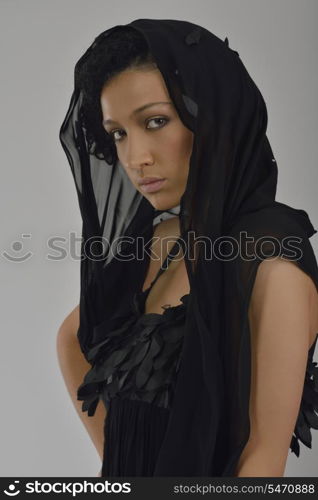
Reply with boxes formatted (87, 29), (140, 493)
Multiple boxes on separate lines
(77, 235), (318, 476)
(77, 236), (190, 476)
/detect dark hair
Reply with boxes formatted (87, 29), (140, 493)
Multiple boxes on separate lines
(76, 27), (157, 163)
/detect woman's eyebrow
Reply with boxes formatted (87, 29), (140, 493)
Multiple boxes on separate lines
(103, 101), (172, 126)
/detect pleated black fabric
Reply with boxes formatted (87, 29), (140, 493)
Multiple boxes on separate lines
(59, 19), (318, 476)
(102, 398), (170, 476)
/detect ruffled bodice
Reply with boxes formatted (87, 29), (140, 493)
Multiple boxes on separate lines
(78, 279), (189, 475)
(77, 286), (189, 415)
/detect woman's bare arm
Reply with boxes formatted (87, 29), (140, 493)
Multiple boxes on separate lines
(235, 258), (317, 476)
(56, 304), (107, 466)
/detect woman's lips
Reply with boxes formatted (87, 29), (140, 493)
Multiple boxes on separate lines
(139, 179), (166, 193)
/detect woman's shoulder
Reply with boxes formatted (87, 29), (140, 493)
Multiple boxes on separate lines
(152, 214), (180, 238)
(151, 216), (181, 260)
(250, 256), (318, 349)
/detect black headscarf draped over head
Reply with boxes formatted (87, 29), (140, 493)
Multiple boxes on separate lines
(59, 18), (318, 476)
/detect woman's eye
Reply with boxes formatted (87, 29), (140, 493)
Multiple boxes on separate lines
(146, 117), (168, 129)
(110, 130), (125, 142)
(109, 117), (168, 143)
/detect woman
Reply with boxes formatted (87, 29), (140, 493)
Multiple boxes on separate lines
(57, 19), (318, 477)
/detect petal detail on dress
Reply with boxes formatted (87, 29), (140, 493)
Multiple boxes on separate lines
(290, 334), (318, 456)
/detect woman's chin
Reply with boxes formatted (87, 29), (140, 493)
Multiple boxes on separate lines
(146, 196), (180, 212)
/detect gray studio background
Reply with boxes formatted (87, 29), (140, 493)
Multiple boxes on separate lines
(1, 0), (317, 477)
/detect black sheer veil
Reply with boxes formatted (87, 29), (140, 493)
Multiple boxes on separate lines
(59, 19), (318, 476)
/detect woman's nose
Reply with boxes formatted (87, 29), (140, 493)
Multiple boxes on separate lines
(125, 135), (154, 170)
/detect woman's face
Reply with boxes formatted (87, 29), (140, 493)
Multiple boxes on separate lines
(100, 68), (194, 211)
